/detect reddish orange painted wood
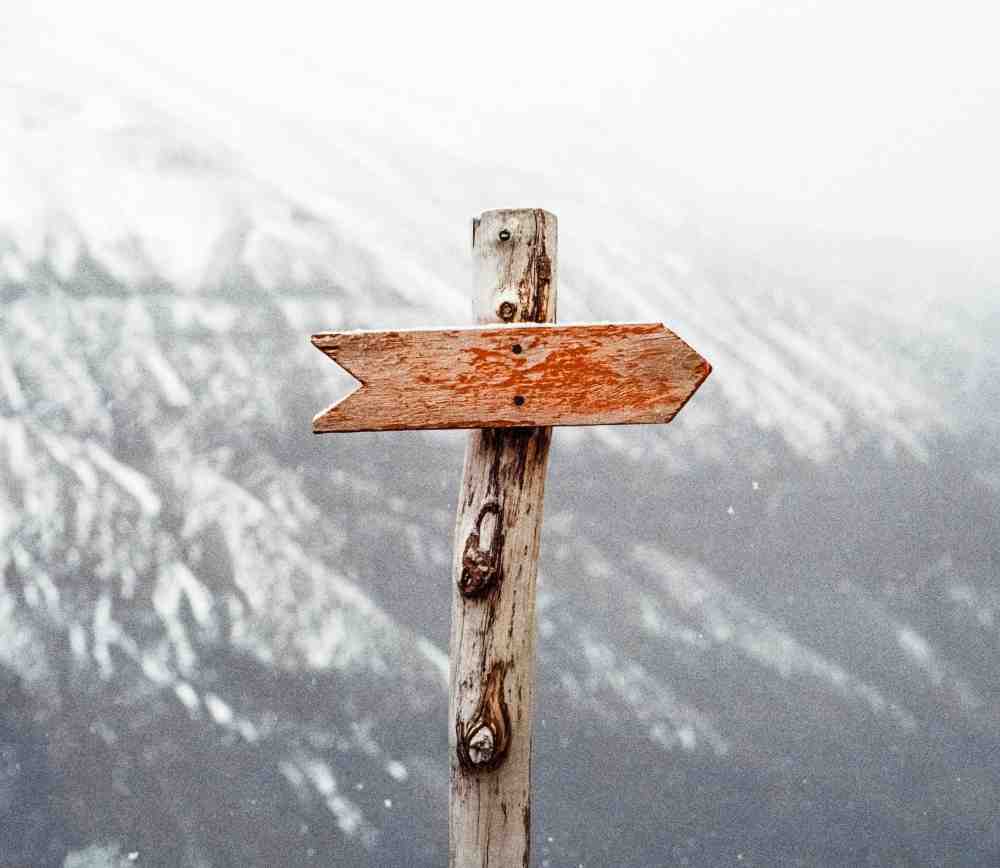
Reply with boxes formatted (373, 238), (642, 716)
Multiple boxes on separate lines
(311, 322), (711, 432)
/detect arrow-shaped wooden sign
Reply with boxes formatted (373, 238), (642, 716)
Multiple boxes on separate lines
(311, 322), (711, 432)
(310, 208), (714, 868)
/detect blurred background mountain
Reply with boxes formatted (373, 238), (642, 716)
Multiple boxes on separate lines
(2, 3), (999, 866)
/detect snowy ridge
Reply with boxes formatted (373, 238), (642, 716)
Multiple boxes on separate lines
(0, 67), (976, 462)
(2, 36), (999, 868)
(0, 280), (449, 862)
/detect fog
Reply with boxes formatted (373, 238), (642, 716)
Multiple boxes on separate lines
(10, 0), (1000, 244)
(2, 3), (999, 866)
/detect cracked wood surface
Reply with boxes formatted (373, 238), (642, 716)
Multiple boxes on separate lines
(448, 208), (556, 868)
(311, 322), (711, 432)
(306, 208), (712, 865)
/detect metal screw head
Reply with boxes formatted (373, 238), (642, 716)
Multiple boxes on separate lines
(513, 395), (525, 406)
(498, 301), (516, 321)
(498, 229), (511, 241)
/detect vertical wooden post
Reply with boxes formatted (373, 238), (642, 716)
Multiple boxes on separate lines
(448, 209), (557, 867)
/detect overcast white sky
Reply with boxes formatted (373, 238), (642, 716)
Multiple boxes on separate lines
(9, 0), (1000, 244)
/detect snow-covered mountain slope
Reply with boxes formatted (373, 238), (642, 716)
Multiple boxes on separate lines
(1, 54), (986, 464)
(2, 49), (999, 868)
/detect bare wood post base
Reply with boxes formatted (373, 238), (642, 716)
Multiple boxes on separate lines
(448, 209), (557, 867)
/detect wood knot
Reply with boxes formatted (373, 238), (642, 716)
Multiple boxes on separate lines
(456, 662), (511, 772)
(466, 725), (496, 765)
(459, 502), (503, 597)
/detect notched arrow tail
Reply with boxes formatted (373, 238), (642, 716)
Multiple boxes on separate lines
(310, 333), (368, 433)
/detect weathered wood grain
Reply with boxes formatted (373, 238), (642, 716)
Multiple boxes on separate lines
(307, 209), (713, 866)
(449, 208), (556, 868)
(311, 322), (711, 432)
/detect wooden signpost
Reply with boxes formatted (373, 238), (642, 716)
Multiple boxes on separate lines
(311, 208), (711, 867)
